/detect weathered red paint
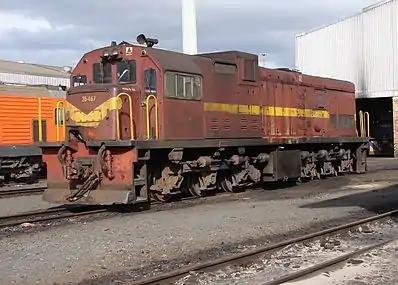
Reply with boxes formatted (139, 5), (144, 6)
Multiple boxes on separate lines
(39, 39), (362, 205)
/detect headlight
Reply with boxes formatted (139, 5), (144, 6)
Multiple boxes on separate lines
(111, 48), (118, 56)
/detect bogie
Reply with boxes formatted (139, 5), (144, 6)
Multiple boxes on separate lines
(145, 143), (367, 201)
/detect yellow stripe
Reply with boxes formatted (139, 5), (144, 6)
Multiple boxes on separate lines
(68, 100), (329, 128)
(204, 103), (329, 119)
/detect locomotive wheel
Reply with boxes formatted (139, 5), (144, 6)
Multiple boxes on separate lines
(187, 174), (202, 197)
(150, 190), (170, 202)
(219, 172), (234, 192)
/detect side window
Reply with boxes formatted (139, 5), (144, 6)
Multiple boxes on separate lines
(54, 108), (64, 125)
(164, 72), (202, 100)
(72, 75), (87, 87)
(144, 68), (157, 93)
(93, 62), (112, 84)
(116, 60), (137, 84)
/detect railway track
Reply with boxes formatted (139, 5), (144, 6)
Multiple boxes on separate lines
(0, 195), (202, 229)
(130, 209), (398, 285)
(0, 188), (44, 199)
(0, 206), (109, 228)
(0, 181), (47, 199)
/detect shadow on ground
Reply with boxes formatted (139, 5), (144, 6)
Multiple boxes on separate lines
(300, 181), (398, 214)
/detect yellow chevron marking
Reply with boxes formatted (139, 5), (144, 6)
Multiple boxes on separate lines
(66, 97), (123, 127)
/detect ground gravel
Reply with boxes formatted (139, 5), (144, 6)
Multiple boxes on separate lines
(0, 194), (57, 216)
(0, 157), (396, 218)
(1, 177), (398, 285)
(181, 219), (398, 284)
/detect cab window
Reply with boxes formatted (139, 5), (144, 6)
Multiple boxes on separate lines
(93, 62), (112, 83)
(72, 75), (87, 87)
(116, 60), (137, 84)
(165, 72), (202, 100)
(144, 68), (157, 93)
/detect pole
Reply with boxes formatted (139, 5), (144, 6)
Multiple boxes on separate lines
(182, 0), (198, 54)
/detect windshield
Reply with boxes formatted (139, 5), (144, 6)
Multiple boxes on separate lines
(91, 60), (137, 84)
(117, 60), (137, 84)
(93, 62), (112, 84)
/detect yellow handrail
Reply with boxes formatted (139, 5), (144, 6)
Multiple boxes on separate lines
(358, 110), (364, 137)
(358, 110), (370, 137)
(145, 94), (159, 139)
(116, 92), (134, 140)
(354, 113), (358, 137)
(38, 97), (42, 142)
(364, 111), (370, 137)
(56, 101), (66, 141)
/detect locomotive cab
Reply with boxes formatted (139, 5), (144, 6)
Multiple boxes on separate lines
(39, 36), (162, 205)
(67, 39), (160, 142)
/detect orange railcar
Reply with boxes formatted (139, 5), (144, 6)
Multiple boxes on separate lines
(0, 85), (66, 145)
(0, 85), (66, 190)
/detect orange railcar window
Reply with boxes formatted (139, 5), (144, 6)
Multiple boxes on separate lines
(54, 108), (64, 125)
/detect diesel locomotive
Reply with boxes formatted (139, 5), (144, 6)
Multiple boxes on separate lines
(38, 34), (369, 205)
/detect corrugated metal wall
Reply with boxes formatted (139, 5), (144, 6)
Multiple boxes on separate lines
(295, 0), (398, 98)
(0, 72), (70, 88)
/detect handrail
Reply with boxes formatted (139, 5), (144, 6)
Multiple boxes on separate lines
(364, 111), (370, 137)
(145, 94), (159, 139)
(56, 101), (66, 141)
(359, 110), (364, 137)
(358, 110), (370, 138)
(116, 92), (134, 140)
(354, 113), (358, 137)
(38, 97), (42, 142)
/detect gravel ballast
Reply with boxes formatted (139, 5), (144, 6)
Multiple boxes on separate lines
(1, 157), (397, 218)
(1, 178), (398, 284)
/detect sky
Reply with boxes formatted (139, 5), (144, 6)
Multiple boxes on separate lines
(0, 0), (381, 68)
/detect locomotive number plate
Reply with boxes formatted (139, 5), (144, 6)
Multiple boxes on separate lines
(81, 95), (96, 103)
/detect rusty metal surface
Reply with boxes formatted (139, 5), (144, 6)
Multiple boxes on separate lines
(41, 141), (137, 197)
(146, 48), (201, 75)
(66, 42), (359, 143)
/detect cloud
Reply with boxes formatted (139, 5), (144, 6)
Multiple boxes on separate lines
(0, 0), (380, 68)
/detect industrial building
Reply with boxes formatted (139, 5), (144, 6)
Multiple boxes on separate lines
(295, 0), (397, 156)
(0, 59), (71, 89)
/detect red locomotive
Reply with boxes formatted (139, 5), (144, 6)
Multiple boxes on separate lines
(38, 34), (368, 205)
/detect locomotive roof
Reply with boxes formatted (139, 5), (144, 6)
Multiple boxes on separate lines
(146, 48), (257, 75)
(145, 48), (202, 75)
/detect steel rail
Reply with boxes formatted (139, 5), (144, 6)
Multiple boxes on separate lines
(130, 209), (398, 285)
(0, 206), (108, 228)
(263, 237), (396, 285)
(0, 195), (202, 229)
(0, 188), (44, 198)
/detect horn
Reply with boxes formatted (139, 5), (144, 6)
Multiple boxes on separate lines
(136, 34), (147, 44)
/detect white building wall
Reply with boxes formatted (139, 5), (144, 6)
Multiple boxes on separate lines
(295, 0), (398, 99)
(0, 72), (70, 88)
